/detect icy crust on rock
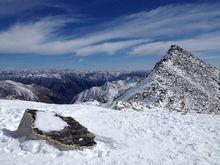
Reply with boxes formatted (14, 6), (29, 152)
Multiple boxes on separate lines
(116, 45), (220, 113)
(35, 111), (68, 132)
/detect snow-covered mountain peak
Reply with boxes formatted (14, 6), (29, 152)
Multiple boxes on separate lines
(115, 45), (220, 113)
(155, 45), (209, 71)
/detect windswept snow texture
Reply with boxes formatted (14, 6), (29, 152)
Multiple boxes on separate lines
(0, 99), (220, 165)
(35, 111), (68, 132)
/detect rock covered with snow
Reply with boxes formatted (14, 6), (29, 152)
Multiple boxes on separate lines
(116, 45), (220, 113)
(16, 109), (96, 150)
(115, 101), (145, 111)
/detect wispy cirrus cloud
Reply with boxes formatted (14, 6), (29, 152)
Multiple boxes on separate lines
(0, 16), (149, 55)
(129, 32), (220, 56)
(75, 39), (149, 56)
(0, 3), (219, 57)
(0, 16), (75, 54)
(88, 3), (220, 42)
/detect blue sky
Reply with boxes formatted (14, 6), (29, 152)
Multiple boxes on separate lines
(0, 0), (219, 70)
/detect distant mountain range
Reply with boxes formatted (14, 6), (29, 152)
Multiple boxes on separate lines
(0, 70), (148, 104)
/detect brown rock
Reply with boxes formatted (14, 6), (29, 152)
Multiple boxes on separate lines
(16, 109), (96, 150)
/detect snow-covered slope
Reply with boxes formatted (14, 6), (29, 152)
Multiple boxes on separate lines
(0, 99), (220, 165)
(0, 80), (64, 103)
(116, 45), (220, 113)
(73, 77), (142, 103)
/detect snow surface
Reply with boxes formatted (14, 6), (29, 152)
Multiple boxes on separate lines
(35, 111), (68, 132)
(0, 99), (220, 165)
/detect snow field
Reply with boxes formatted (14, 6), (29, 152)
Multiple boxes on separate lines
(0, 99), (219, 165)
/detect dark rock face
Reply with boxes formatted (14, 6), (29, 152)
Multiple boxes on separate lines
(16, 109), (96, 150)
(116, 45), (220, 113)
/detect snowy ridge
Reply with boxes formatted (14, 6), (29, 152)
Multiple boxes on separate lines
(0, 80), (63, 103)
(73, 77), (142, 103)
(0, 99), (219, 165)
(115, 45), (220, 113)
(0, 80), (38, 100)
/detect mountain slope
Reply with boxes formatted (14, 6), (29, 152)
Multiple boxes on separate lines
(0, 80), (64, 103)
(0, 71), (148, 104)
(0, 99), (219, 165)
(73, 76), (146, 103)
(116, 45), (220, 113)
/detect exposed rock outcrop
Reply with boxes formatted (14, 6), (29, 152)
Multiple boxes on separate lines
(16, 109), (96, 150)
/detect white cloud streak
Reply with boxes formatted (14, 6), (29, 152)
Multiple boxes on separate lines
(75, 39), (149, 56)
(0, 3), (219, 57)
(129, 32), (220, 56)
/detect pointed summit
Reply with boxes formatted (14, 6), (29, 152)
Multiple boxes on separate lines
(154, 45), (206, 71)
(116, 45), (220, 113)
